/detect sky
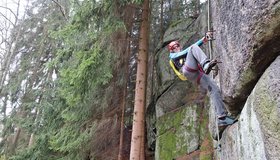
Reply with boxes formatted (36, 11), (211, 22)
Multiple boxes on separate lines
(0, 0), (207, 28)
(0, 0), (28, 25)
(0, 0), (29, 59)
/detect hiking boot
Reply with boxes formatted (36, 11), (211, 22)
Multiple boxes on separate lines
(203, 59), (217, 74)
(218, 116), (236, 127)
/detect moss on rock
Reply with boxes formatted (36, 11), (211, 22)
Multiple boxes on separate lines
(155, 103), (208, 160)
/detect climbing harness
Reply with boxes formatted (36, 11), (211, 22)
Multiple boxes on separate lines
(183, 65), (204, 84)
(169, 59), (205, 84)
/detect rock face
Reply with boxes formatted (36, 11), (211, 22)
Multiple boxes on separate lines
(147, 12), (214, 159)
(155, 104), (206, 160)
(211, 0), (280, 114)
(148, 1), (280, 160)
(220, 56), (280, 160)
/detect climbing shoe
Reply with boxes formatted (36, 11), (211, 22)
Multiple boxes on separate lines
(218, 116), (237, 127)
(213, 116), (238, 140)
(203, 59), (218, 74)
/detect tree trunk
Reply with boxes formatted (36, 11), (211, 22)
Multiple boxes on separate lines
(129, 0), (150, 159)
(118, 29), (132, 160)
(28, 108), (40, 148)
(160, 0), (164, 43)
(10, 128), (21, 154)
(194, 0), (200, 18)
(28, 133), (35, 147)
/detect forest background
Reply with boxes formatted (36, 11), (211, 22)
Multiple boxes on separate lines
(0, 0), (204, 159)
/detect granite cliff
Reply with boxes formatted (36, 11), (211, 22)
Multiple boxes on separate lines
(147, 1), (280, 159)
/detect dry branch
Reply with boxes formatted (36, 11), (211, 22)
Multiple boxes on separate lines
(51, 0), (68, 21)
(0, 6), (17, 20)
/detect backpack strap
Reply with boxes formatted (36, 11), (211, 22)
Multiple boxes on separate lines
(169, 60), (187, 81)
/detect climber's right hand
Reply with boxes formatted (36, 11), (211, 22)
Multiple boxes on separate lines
(205, 31), (214, 41)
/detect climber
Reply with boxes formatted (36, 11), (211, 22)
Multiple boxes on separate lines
(168, 32), (236, 127)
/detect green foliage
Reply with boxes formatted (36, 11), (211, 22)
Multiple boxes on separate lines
(9, 134), (60, 160)
(58, 48), (113, 107)
(15, 0), (128, 159)
(49, 122), (96, 158)
(1, 0), (142, 159)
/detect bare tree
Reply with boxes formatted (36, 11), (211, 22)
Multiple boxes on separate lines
(0, 0), (29, 92)
(0, 0), (29, 153)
